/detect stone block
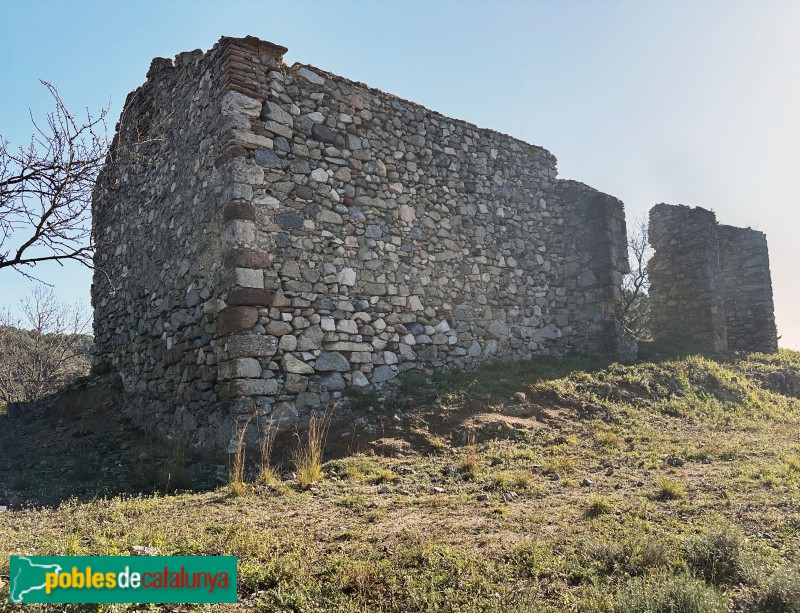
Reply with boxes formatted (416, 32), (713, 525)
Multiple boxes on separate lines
(217, 307), (259, 336)
(224, 248), (272, 269)
(228, 288), (274, 307)
(226, 334), (279, 358)
(228, 378), (279, 396)
(218, 358), (262, 380)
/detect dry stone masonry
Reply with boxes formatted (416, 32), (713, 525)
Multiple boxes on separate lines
(91, 36), (772, 454)
(648, 203), (778, 354)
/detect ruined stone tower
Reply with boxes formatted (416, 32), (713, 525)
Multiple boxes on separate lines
(648, 204), (778, 354)
(92, 35), (635, 453)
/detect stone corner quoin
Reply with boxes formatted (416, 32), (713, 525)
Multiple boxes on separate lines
(89, 35), (774, 455)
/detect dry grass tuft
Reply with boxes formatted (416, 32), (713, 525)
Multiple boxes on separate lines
(459, 432), (479, 479)
(258, 412), (281, 485)
(293, 409), (333, 488)
(229, 414), (252, 497)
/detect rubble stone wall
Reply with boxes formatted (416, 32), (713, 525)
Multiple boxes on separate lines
(719, 225), (778, 353)
(92, 36), (633, 454)
(648, 203), (777, 354)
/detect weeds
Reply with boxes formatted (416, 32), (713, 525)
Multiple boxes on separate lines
(229, 416), (251, 497)
(684, 522), (747, 586)
(585, 495), (613, 518)
(459, 432), (479, 479)
(752, 566), (800, 612)
(292, 409), (332, 488)
(656, 476), (686, 501)
(582, 529), (673, 577)
(614, 572), (727, 613)
(370, 468), (399, 484)
(258, 412), (281, 485)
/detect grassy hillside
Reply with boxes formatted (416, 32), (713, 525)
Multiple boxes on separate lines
(2, 350), (800, 611)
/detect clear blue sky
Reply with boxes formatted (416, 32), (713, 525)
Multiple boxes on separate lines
(1, 0), (798, 349)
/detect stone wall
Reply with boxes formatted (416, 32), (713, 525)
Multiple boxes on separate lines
(648, 203), (777, 354)
(719, 225), (778, 353)
(92, 36), (633, 454)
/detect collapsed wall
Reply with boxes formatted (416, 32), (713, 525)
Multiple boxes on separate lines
(648, 204), (777, 354)
(92, 36), (633, 454)
(718, 225), (779, 352)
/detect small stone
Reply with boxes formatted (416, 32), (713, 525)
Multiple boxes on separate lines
(283, 353), (314, 374)
(266, 321), (293, 336)
(408, 295), (423, 311)
(310, 168), (328, 182)
(371, 365), (397, 383)
(581, 478), (594, 487)
(351, 371), (370, 386)
(398, 204), (416, 222)
(378, 486), (391, 494)
(547, 473), (561, 481)
(278, 334), (297, 352)
(276, 211), (303, 229)
(319, 209), (343, 224)
(666, 457), (685, 467)
(432, 486), (445, 494)
(477, 493), (489, 502)
(130, 545), (157, 556)
(319, 372), (346, 391)
(297, 67), (325, 85)
(254, 149), (283, 168)
(311, 124), (336, 144)
(297, 325), (323, 351)
(338, 268), (356, 286)
(365, 224), (383, 239)
(337, 319), (358, 334)
(262, 101), (293, 125)
(315, 352), (350, 372)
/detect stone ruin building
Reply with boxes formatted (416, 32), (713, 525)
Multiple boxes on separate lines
(90, 36), (777, 454)
(648, 203), (778, 354)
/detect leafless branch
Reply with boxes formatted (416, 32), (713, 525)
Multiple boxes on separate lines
(620, 215), (653, 339)
(0, 81), (109, 276)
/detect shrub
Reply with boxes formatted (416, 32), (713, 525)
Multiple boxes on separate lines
(614, 572), (728, 613)
(370, 468), (399, 484)
(582, 530), (673, 577)
(656, 476), (686, 500)
(585, 495), (614, 518)
(684, 522), (746, 586)
(752, 566), (800, 612)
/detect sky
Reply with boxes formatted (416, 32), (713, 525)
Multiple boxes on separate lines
(1, 0), (798, 349)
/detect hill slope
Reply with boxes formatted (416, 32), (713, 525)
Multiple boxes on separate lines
(2, 350), (800, 611)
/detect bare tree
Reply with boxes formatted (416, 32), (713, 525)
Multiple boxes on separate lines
(0, 81), (108, 279)
(621, 214), (653, 339)
(0, 287), (91, 403)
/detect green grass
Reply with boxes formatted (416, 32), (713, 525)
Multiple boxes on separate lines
(585, 494), (614, 518)
(656, 476), (687, 500)
(2, 350), (800, 611)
